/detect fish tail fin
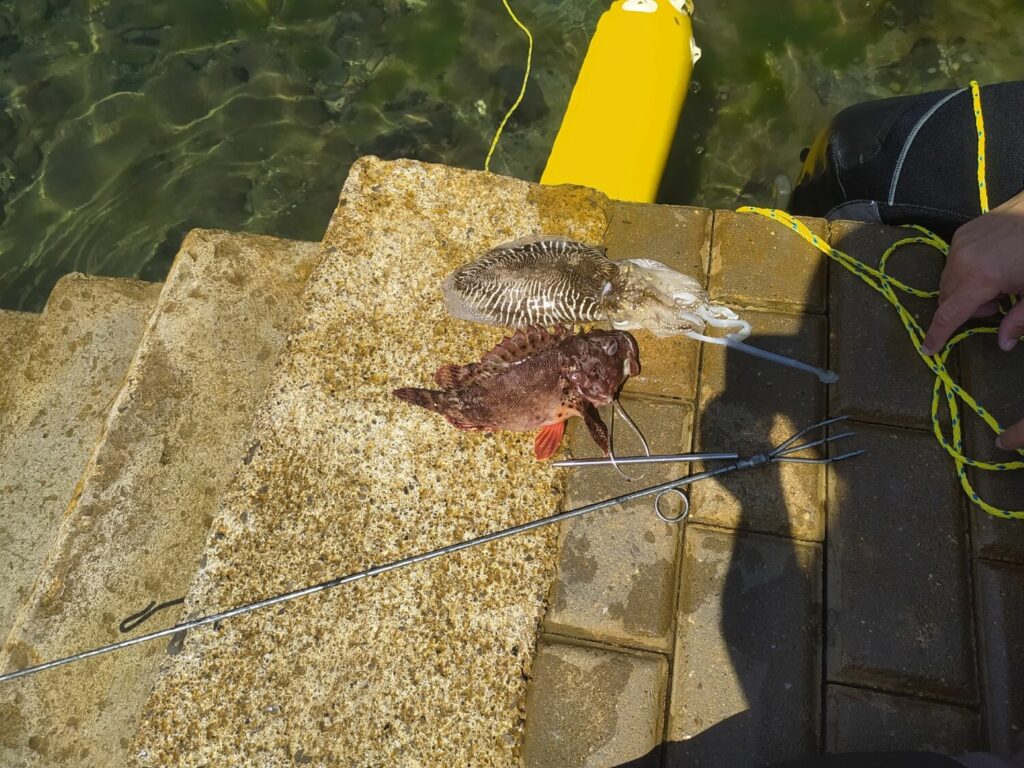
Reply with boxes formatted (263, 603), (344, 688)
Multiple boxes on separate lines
(393, 387), (448, 414)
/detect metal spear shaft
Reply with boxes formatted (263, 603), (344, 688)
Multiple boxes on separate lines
(0, 417), (861, 684)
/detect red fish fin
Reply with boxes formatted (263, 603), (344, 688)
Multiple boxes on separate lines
(444, 413), (484, 431)
(483, 325), (572, 369)
(393, 387), (447, 414)
(534, 420), (566, 460)
(434, 363), (477, 388)
(580, 401), (610, 456)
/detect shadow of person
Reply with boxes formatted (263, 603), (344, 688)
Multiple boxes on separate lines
(613, 258), (830, 768)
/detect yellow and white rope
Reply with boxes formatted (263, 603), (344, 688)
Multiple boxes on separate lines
(738, 82), (1022, 517)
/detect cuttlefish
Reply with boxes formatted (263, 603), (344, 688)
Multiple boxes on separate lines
(441, 235), (837, 383)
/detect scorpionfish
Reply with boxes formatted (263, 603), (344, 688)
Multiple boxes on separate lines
(393, 326), (640, 460)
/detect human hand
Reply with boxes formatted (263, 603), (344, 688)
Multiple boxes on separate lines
(921, 188), (1024, 356)
(920, 189), (1024, 452)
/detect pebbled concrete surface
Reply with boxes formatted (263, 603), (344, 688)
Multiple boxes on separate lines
(0, 274), (159, 643)
(131, 158), (611, 767)
(0, 309), (37, 413)
(0, 231), (319, 768)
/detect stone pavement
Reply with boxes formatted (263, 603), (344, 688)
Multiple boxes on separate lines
(523, 206), (1024, 766)
(1, 159), (1021, 767)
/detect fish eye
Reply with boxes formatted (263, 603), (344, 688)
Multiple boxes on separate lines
(603, 340), (618, 356)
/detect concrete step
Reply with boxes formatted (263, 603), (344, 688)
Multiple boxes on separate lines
(0, 275), (160, 643)
(0, 231), (320, 768)
(0, 309), (39, 412)
(130, 157), (611, 766)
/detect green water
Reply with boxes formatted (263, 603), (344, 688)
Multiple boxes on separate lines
(0, 0), (1021, 310)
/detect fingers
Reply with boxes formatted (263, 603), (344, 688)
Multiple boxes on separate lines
(972, 300), (1000, 318)
(998, 300), (1024, 351)
(921, 283), (996, 355)
(996, 416), (1024, 451)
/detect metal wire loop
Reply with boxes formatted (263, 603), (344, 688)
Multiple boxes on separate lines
(655, 488), (690, 524)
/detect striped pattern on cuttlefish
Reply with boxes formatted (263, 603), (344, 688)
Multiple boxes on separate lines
(393, 326), (640, 460)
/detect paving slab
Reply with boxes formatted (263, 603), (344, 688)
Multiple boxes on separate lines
(522, 640), (667, 768)
(131, 158), (611, 767)
(0, 274), (159, 642)
(826, 684), (980, 754)
(605, 202), (710, 402)
(666, 524), (821, 767)
(708, 210), (827, 314)
(605, 201), (710, 280)
(691, 309), (828, 541)
(828, 422), (975, 703)
(0, 309), (37, 410)
(829, 220), (953, 429)
(959, 333), (1024, 563)
(975, 560), (1024, 755)
(0, 232), (320, 768)
(544, 397), (691, 653)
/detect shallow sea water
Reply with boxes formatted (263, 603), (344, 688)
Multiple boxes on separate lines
(0, 0), (1021, 310)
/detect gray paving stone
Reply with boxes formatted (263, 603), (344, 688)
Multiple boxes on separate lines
(959, 333), (1024, 563)
(666, 525), (821, 767)
(829, 220), (954, 429)
(546, 398), (691, 652)
(708, 210), (827, 314)
(522, 641), (667, 768)
(826, 684), (980, 754)
(605, 202), (710, 403)
(827, 422), (975, 702)
(605, 201), (711, 281)
(622, 331), (701, 402)
(975, 560), (1024, 755)
(691, 309), (828, 540)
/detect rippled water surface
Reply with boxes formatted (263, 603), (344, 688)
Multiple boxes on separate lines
(1, 0), (1021, 309)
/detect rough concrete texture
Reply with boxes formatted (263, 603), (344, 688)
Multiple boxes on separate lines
(826, 685), (980, 754)
(0, 274), (159, 642)
(975, 560), (1024, 755)
(0, 232), (319, 768)
(131, 158), (611, 766)
(828, 422), (975, 702)
(959, 334), (1024, 563)
(708, 210), (827, 314)
(0, 309), (37, 410)
(829, 220), (953, 429)
(691, 309), (828, 541)
(667, 525), (821, 766)
(522, 640), (667, 768)
(545, 397), (691, 652)
(605, 203), (711, 402)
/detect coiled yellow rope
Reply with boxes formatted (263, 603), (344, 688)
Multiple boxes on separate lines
(739, 81), (1023, 519)
(484, 0), (533, 172)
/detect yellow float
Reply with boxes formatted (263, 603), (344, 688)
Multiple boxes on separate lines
(541, 0), (700, 202)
